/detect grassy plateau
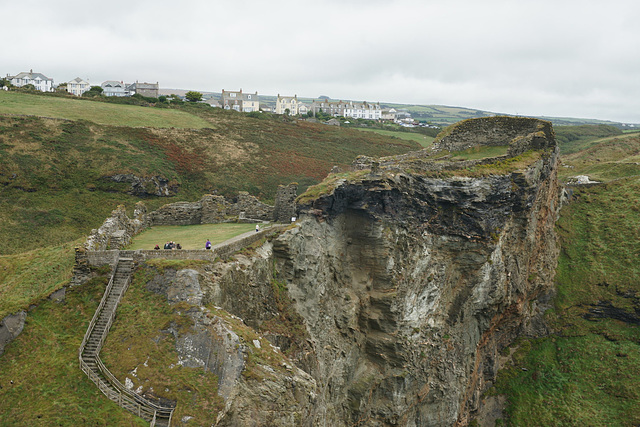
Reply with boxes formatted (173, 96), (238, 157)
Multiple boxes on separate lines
(0, 91), (211, 128)
(126, 223), (259, 250)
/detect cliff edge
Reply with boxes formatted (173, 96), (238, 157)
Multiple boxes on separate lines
(269, 116), (560, 425)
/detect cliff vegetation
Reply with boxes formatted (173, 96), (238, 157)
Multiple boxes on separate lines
(1, 108), (640, 426)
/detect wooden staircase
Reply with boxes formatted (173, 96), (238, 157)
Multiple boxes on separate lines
(79, 256), (175, 426)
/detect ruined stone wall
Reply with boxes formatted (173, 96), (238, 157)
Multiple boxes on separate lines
(84, 202), (148, 252)
(433, 116), (555, 154)
(150, 201), (203, 226)
(201, 195), (229, 223)
(273, 183), (298, 223)
(150, 189), (297, 226)
(225, 192), (274, 221)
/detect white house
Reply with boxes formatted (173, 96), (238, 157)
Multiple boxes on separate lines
(275, 94), (310, 115)
(342, 101), (382, 120)
(66, 77), (91, 96)
(310, 99), (381, 120)
(101, 80), (128, 97)
(7, 70), (54, 92)
(220, 89), (259, 112)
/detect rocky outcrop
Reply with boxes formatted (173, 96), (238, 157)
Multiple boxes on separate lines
(92, 117), (560, 426)
(142, 259), (318, 425)
(266, 117), (560, 425)
(0, 311), (27, 357)
(103, 174), (179, 197)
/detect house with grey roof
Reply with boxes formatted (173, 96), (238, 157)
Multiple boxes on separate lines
(101, 80), (129, 97)
(7, 69), (54, 92)
(220, 89), (259, 112)
(127, 81), (159, 98)
(275, 94), (309, 115)
(310, 99), (381, 120)
(66, 77), (91, 96)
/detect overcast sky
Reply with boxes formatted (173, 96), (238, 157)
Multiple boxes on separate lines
(3, 0), (640, 123)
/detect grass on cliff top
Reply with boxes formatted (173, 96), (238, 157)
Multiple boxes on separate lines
(296, 170), (370, 205)
(0, 276), (147, 426)
(448, 144), (509, 160)
(0, 90), (211, 128)
(354, 127), (435, 148)
(559, 132), (640, 183)
(0, 239), (80, 319)
(126, 223), (259, 250)
(491, 176), (640, 426)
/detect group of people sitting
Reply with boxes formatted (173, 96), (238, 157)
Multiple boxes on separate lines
(154, 241), (182, 250)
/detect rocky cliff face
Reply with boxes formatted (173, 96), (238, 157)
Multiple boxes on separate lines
(268, 117), (560, 426)
(118, 117), (560, 426)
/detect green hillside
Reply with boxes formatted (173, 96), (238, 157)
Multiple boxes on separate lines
(490, 134), (640, 425)
(1, 93), (639, 425)
(0, 91), (211, 128)
(0, 93), (420, 255)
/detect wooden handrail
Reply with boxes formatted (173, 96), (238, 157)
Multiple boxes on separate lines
(79, 255), (175, 425)
(79, 254), (121, 356)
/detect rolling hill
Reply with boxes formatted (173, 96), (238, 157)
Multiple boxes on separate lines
(0, 91), (421, 255)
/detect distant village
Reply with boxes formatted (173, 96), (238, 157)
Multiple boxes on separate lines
(2, 69), (431, 127)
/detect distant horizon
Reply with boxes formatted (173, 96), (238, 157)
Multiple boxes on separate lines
(156, 88), (637, 125)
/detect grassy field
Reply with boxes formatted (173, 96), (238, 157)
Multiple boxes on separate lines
(558, 133), (640, 182)
(127, 223), (259, 250)
(0, 240), (79, 319)
(354, 127), (435, 147)
(0, 91), (211, 128)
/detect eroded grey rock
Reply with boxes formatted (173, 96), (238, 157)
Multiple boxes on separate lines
(0, 311), (27, 357)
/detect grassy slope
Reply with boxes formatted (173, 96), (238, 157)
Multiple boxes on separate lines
(0, 276), (147, 426)
(0, 90), (211, 128)
(0, 98), (420, 255)
(101, 261), (225, 425)
(0, 240), (79, 319)
(559, 132), (640, 182)
(491, 139), (640, 425)
(554, 124), (625, 155)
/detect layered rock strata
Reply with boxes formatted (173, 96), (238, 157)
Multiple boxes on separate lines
(89, 117), (560, 426)
(266, 117), (561, 425)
